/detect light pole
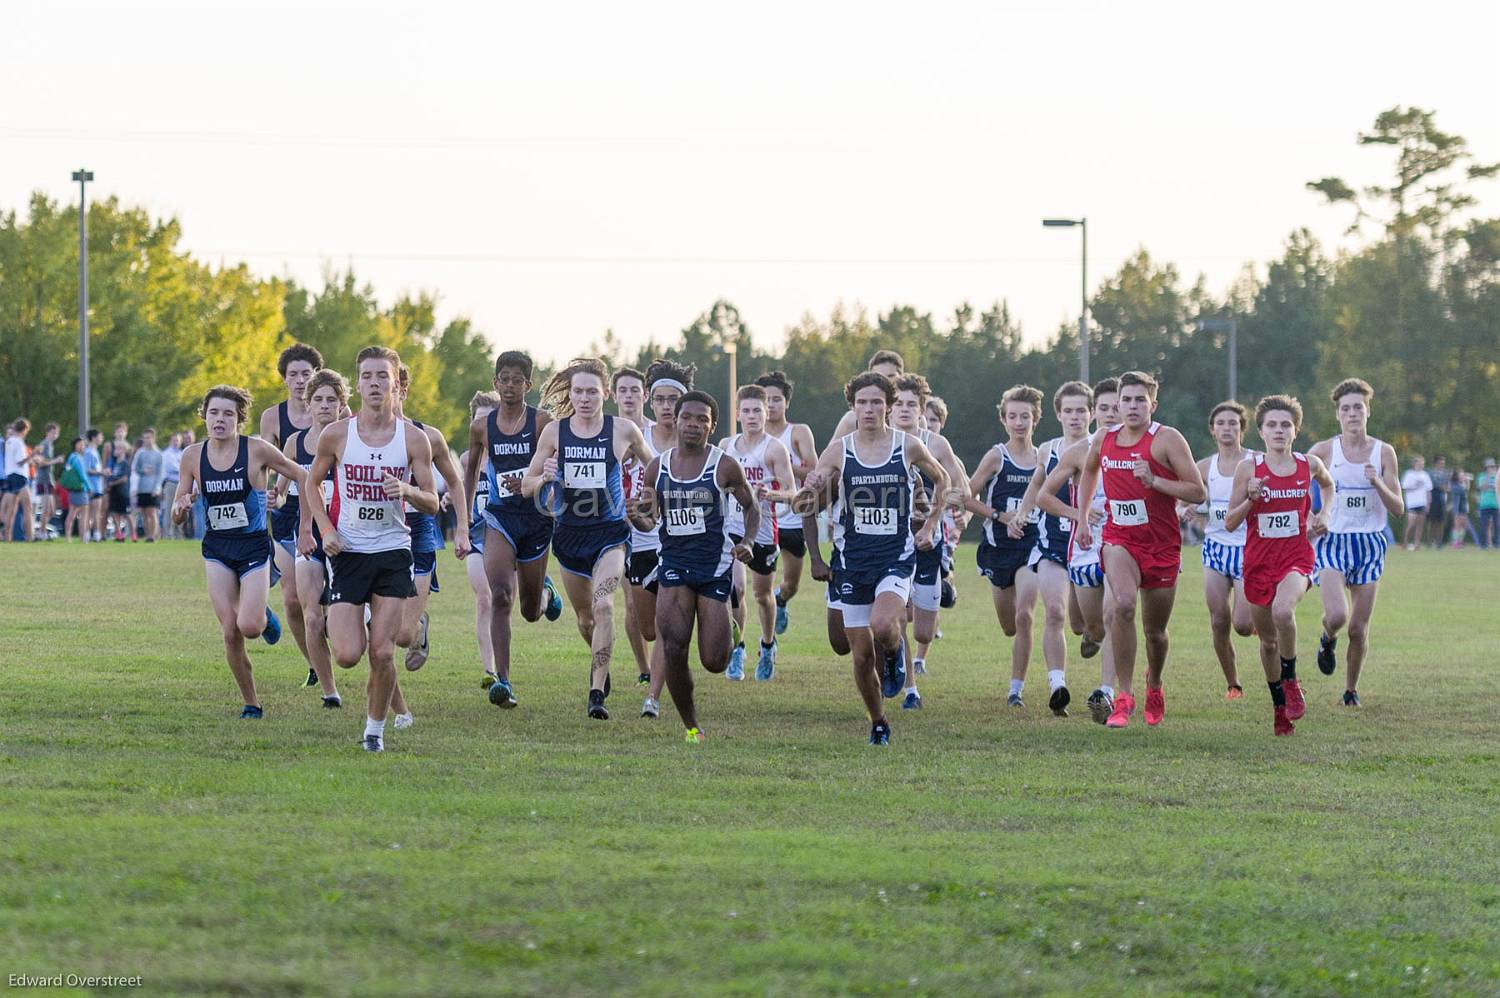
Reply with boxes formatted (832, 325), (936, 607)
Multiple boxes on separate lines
(724, 338), (738, 435)
(1196, 319), (1238, 400)
(1043, 217), (1088, 383)
(73, 168), (94, 435)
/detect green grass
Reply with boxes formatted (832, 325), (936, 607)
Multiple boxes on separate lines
(2, 541), (1498, 996)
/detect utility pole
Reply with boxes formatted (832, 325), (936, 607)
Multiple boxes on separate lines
(73, 169), (94, 434)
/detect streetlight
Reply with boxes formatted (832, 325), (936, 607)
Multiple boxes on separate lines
(1042, 217), (1088, 383)
(1196, 319), (1238, 400)
(724, 338), (738, 435)
(73, 168), (94, 435)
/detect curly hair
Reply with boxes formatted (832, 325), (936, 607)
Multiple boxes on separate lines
(200, 385), (253, 425)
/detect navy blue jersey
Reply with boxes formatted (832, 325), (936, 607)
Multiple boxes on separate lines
(1034, 440), (1072, 562)
(276, 401), (301, 448)
(404, 419), (442, 554)
(294, 428), (335, 539)
(655, 446), (733, 578)
(201, 435), (267, 537)
(486, 405), (541, 515)
(556, 415), (625, 528)
(833, 431), (916, 582)
(981, 443), (1039, 551)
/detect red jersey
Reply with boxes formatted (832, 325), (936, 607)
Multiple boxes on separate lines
(1100, 422), (1180, 553)
(1244, 453), (1314, 603)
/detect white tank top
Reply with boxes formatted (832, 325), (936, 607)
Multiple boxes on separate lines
(625, 419), (660, 553)
(331, 419), (411, 554)
(773, 423), (807, 529)
(1204, 450), (1251, 547)
(1326, 435), (1388, 533)
(724, 432), (777, 545)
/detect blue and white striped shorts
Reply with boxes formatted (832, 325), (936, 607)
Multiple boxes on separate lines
(1314, 531), (1387, 587)
(1069, 562), (1103, 589)
(1201, 538), (1244, 581)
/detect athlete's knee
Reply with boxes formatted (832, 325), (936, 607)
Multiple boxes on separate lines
(1232, 616), (1255, 637)
(281, 591), (302, 615)
(1324, 607), (1349, 633)
(333, 646), (362, 669)
(1111, 593), (1137, 623)
(1013, 604), (1035, 631)
(367, 646), (395, 671)
(1208, 606), (1231, 634)
(237, 617), (264, 640)
(1272, 604), (1296, 631)
(489, 577), (517, 613)
(1347, 619), (1370, 645)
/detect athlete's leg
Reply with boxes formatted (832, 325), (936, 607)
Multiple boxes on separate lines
(272, 543), (310, 663)
(1102, 546), (1143, 695)
(1075, 584), (1106, 647)
(623, 582), (650, 676)
(1249, 601), (1280, 686)
(585, 546), (627, 692)
(484, 526), (521, 681)
(730, 559), (748, 636)
(913, 605), (938, 647)
(15, 487), (35, 540)
(990, 583), (1018, 637)
(515, 548), (550, 622)
(695, 591), (733, 673)
(366, 595), (404, 726)
(1011, 569), (1041, 682)
(1319, 569), (1351, 640)
(656, 585), (700, 729)
(396, 572), (433, 650)
(1204, 570), (1240, 690)
(206, 562), (258, 707)
(845, 626), (883, 722)
(1098, 578), (1117, 690)
(1270, 573), (1310, 661)
(826, 604), (851, 656)
(868, 590), (907, 663)
(327, 603), (369, 670)
(235, 566), (270, 641)
(1036, 560), (1069, 678)
(1068, 585), (1086, 636)
(778, 549), (805, 604)
(1402, 509), (1423, 549)
(751, 568), (776, 646)
(560, 571), (596, 647)
(1139, 585), (1176, 690)
(465, 554), (495, 677)
(295, 558), (337, 696)
(1345, 582), (1380, 693)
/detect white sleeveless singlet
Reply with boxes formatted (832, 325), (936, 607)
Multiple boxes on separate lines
(331, 419), (411, 554)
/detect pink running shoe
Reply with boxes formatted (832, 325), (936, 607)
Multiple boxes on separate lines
(1106, 692), (1134, 728)
(1144, 687), (1165, 726)
(1283, 679), (1306, 720)
(1274, 705), (1295, 736)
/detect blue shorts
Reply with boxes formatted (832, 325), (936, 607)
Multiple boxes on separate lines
(1069, 562), (1104, 589)
(552, 519), (630, 577)
(484, 507), (554, 564)
(408, 511), (443, 556)
(914, 543), (944, 587)
(1315, 531), (1388, 587)
(270, 505), (299, 545)
(834, 563), (914, 627)
(2, 473), (26, 494)
(977, 542), (1030, 589)
(67, 489), (88, 507)
(467, 517), (487, 557)
(1201, 538), (1245, 581)
(1028, 543), (1068, 571)
(202, 532), (273, 579)
(658, 563), (732, 602)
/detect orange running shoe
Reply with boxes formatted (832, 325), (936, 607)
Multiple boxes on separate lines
(1106, 692), (1134, 728)
(1273, 705), (1295, 736)
(1144, 687), (1165, 726)
(1225, 685), (1244, 700)
(1283, 679), (1306, 720)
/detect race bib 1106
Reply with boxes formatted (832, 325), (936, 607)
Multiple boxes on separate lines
(665, 506), (707, 536)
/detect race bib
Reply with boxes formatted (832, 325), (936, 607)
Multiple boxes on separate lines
(1341, 492), (1369, 514)
(1210, 504), (1229, 527)
(1005, 496), (1041, 524)
(355, 503), (388, 523)
(474, 480), (490, 508)
(1257, 510), (1300, 538)
(855, 506), (897, 535)
(1110, 498), (1148, 527)
(497, 468), (526, 495)
(665, 506), (706, 536)
(1058, 516), (1072, 533)
(564, 461), (605, 489)
(209, 502), (249, 530)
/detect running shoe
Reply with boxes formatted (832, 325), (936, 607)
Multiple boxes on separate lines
(1283, 678), (1306, 720)
(543, 576), (563, 622)
(1049, 685), (1071, 718)
(1007, 692), (1024, 708)
(587, 689), (610, 720)
(404, 612), (430, 671)
(1317, 633), (1337, 676)
(303, 667), (319, 688)
(868, 719), (892, 746)
(940, 577), (957, 608)
(481, 671), (498, 689)
(902, 691), (922, 710)
(362, 733), (384, 753)
(1080, 636), (1100, 659)
(1225, 685), (1244, 700)
(637, 672), (651, 687)
(685, 727), (705, 744)
(263, 606), (282, 645)
(1273, 704), (1295, 736)
(393, 712), (414, 730)
(1087, 689), (1112, 725)
(489, 679), (517, 709)
(755, 641), (777, 681)
(641, 696), (659, 719)
(322, 694), (342, 709)
(774, 588), (789, 635)
(726, 645), (746, 681)
(880, 640), (906, 699)
(1342, 690), (1361, 708)
(1144, 687), (1165, 726)
(913, 657), (927, 676)
(1106, 692), (1135, 728)
(239, 704), (263, 719)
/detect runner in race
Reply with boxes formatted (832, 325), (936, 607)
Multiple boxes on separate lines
(1224, 394), (1333, 735)
(756, 371), (818, 639)
(611, 367), (656, 690)
(627, 390), (759, 742)
(1072, 371), (1206, 728)
(457, 390), (504, 687)
(1307, 378), (1403, 707)
(923, 395), (965, 616)
(171, 385), (306, 718)
(1197, 401), (1254, 699)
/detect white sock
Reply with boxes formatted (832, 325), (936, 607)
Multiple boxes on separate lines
(913, 657), (925, 669)
(1048, 669), (1066, 692)
(1009, 678), (1024, 697)
(904, 685), (918, 696)
(1100, 684), (1114, 698)
(365, 717), (385, 737)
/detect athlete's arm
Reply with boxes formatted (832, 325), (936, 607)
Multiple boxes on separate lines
(929, 434), (970, 511)
(1308, 454), (1334, 536)
(789, 424), (817, 483)
(831, 410), (856, 440)
(462, 415), (486, 516)
(719, 457), (759, 561)
(425, 426), (468, 536)
(1072, 434), (1107, 549)
(799, 474), (838, 581)
(1223, 460), (1257, 533)
(1145, 427), (1208, 504)
(304, 422), (346, 549)
(760, 439), (798, 509)
(963, 448), (1003, 521)
(1034, 444), (1085, 520)
(520, 422), (561, 499)
(796, 440), (845, 504)
(1372, 443), (1404, 517)
(250, 437), (306, 494)
(397, 427), (441, 516)
(1012, 440), (1058, 533)
(170, 444), (201, 524)
(256, 406), (278, 445)
(617, 419), (654, 469)
(906, 438), (950, 550)
(627, 456), (662, 533)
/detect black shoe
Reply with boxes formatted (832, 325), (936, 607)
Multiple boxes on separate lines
(362, 733), (383, 752)
(868, 719), (892, 746)
(1342, 690), (1361, 708)
(1317, 633), (1337, 675)
(1049, 685), (1071, 717)
(637, 672), (651, 687)
(588, 689), (610, 720)
(940, 577), (957, 609)
(303, 668), (319, 688)
(239, 704), (263, 719)
(1080, 636), (1100, 659)
(322, 694), (342, 709)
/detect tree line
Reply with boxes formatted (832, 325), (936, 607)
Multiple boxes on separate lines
(2, 106), (1495, 470)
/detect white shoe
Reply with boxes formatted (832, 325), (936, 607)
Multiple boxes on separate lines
(641, 696), (660, 719)
(393, 712), (414, 730)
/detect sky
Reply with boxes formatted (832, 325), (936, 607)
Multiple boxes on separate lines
(4, 0), (1497, 365)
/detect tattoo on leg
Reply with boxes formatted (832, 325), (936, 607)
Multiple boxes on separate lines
(593, 575), (620, 603)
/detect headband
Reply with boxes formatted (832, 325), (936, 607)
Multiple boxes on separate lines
(650, 378), (689, 395)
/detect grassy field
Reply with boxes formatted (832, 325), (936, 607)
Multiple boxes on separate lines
(2, 541), (1497, 996)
